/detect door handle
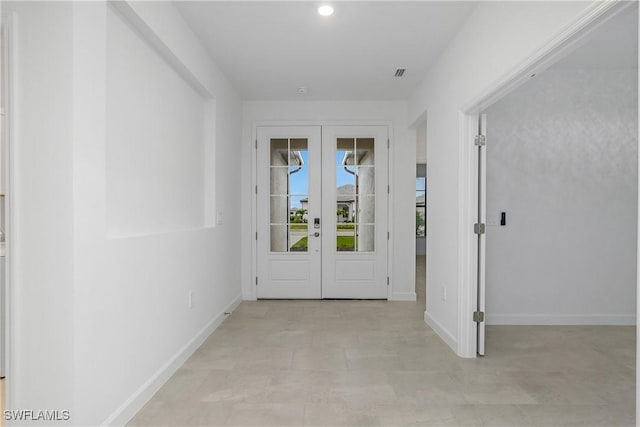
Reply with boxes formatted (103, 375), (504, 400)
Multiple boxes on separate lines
(311, 232), (320, 237)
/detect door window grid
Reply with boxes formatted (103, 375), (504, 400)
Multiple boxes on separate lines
(336, 138), (375, 252)
(270, 138), (308, 252)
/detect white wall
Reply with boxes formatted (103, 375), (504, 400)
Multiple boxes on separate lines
(3, 1), (76, 418)
(408, 1), (597, 354)
(4, 2), (243, 425)
(241, 101), (416, 301)
(486, 68), (637, 325)
(106, 9), (207, 236)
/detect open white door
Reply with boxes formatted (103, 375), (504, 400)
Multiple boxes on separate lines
(476, 114), (487, 356)
(256, 126), (322, 298)
(321, 126), (389, 299)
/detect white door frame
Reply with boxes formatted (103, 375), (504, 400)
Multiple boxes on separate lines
(1, 11), (16, 411)
(456, 1), (637, 358)
(250, 120), (394, 301)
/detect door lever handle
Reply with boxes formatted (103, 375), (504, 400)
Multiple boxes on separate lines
(312, 232), (320, 237)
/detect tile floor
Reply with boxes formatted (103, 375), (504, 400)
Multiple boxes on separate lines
(129, 256), (635, 426)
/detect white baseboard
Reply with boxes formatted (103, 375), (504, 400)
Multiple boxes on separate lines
(391, 291), (417, 301)
(103, 294), (243, 427)
(424, 310), (457, 352)
(486, 313), (636, 326)
(242, 290), (256, 301)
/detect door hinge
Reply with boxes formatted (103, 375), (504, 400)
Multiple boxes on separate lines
(474, 223), (485, 235)
(387, 231), (390, 240)
(387, 185), (390, 194)
(387, 277), (390, 286)
(255, 185), (258, 194)
(256, 277), (258, 286)
(255, 139), (258, 149)
(387, 139), (390, 149)
(473, 311), (485, 323)
(255, 232), (258, 240)
(474, 134), (486, 147)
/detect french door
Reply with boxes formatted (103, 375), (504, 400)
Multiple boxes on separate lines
(256, 125), (388, 299)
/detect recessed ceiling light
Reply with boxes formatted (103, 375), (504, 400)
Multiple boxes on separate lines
(298, 86), (308, 95)
(318, 5), (334, 16)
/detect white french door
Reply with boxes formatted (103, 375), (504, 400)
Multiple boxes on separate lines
(256, 125), (388, 299)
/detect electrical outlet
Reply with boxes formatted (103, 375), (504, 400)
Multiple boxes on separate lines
(442, 286), (447, 301)
(188, 290), (194, 309)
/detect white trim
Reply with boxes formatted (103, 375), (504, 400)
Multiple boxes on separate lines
(457, 0), (633, 359)
(391, 291), (416, 302)
(1, 11), (16, 411)
(102, 294), (242, 427)
(487, 314), (636, 326)
(424, 310), (457, 354)
(250, 122), (258, 300)
(461, 0), (635, 114)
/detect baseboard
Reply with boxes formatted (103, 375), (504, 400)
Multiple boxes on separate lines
(242, 290), (256, 301)
(391, 291), (417, 301)
(424, 310), (457, 352)
(102, 294), (243, 427)
(486, 313), (636, 326)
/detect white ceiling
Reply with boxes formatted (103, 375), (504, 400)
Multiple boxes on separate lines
(174, 1), (477, 100)
(552, 6), (638, 70)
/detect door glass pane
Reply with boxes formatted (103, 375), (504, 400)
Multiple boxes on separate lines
(357, 196), (375, 224)
(337, 138), (356, 165)
(337, 138), (356, 251)
(336, 223), (355, 251)
(416, 207), (426, 237)
(336, 136), (376, 253)
(357, 167), (375, 195)
(289, 224), (308, 252)
(270, 225), (287, 252)
(290, 195), (308, 224)
(270, 167), (288, 195)
(270, 139), (288, 166)
(355, 138), (374, 166)
(270, 196), (288, 225)
(357, 224), (375, 252)
(270, 138), (308, 253)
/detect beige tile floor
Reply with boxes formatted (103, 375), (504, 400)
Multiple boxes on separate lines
(129, 256), (635, 426)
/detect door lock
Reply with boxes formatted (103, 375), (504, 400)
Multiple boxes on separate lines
(314, 218), (320, 229)
(313, 232), (320, 237)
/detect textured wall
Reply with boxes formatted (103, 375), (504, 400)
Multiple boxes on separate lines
(486, 68), (638, 324)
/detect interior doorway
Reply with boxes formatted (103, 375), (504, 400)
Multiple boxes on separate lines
(256, 125), (389, 299)
(473, 5), (638, 356)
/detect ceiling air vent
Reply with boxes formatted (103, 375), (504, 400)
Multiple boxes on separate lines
(394, 68), (406, 77)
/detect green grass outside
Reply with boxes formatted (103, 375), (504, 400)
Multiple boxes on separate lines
(290, 236), (355, 252)
(336, 235), (355, 251)
(290, 224), (308, 230)
(290, 237), (308, 251)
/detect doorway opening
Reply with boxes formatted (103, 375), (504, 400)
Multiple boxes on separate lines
(474, 1), (637, 356)
(459, 0), (638, 359)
